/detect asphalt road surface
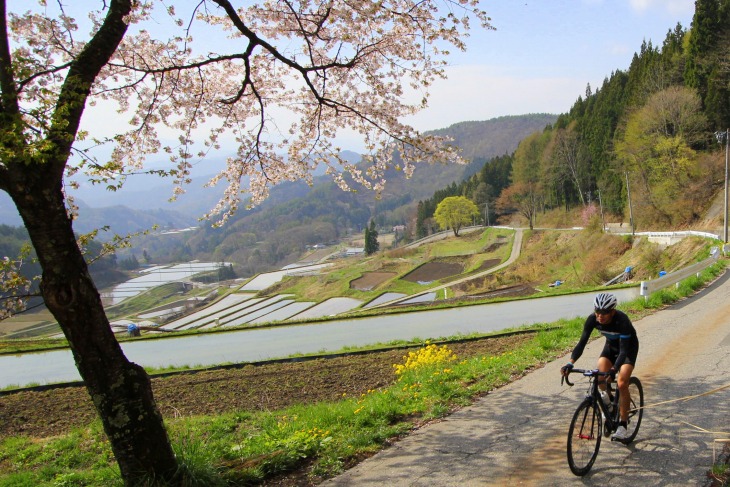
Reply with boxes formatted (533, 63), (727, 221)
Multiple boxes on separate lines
(324, 271), (730, 486)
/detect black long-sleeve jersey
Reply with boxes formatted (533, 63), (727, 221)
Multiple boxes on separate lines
(570, 309), (639, 369)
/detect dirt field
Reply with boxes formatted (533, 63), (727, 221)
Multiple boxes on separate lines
(483, 241), (507, 253)
(476, 258), (501, 270)
(350, 271), (396, 290)
(402, 260), (464, 283)
(0, 334), (532, 440)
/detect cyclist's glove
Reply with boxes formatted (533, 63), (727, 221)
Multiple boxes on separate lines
(561, 362), (574, 375)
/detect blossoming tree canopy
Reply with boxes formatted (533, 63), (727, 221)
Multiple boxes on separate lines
(7, 0), (491, 222)
(0, 1), (495, 483)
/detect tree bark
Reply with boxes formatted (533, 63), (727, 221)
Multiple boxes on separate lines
(0, 0), (180, 480)
(8, 167), (178, 484)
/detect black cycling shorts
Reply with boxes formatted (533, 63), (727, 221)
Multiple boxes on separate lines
(600, 340), (638, 367)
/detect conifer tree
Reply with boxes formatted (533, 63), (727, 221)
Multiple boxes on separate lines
(365, 219), (380, 255)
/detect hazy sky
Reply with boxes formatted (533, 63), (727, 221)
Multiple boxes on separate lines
(69, 0), (697, 156)
(404, 0), (696, 131)
(0, 1), (699, 219)
(39, 1), (698, 163)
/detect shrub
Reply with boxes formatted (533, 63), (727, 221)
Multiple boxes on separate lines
(393, 343), (457, 377)
(581, 204), (602, 232)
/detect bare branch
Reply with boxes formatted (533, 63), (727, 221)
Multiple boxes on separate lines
(43, 0), (133, 181)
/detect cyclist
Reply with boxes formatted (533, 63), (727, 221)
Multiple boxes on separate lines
(560, 292), (639, 441)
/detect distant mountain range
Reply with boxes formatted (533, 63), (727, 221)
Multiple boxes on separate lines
(129, 113), (557, 276)
(0, 114), (556, 241)
(428, 114), (557, 162)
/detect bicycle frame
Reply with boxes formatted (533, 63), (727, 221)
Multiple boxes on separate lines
(563, 369), (620, 433)
(563, 367), (644, 476)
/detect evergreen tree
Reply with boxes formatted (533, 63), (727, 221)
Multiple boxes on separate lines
(684, 0), (721, 95)
(218, 264), (236, 280)
(119, 254), (140, 270)
(684, 0), (730, 128)
(416, 201), (428, 238)
(364, 219), (379, 255)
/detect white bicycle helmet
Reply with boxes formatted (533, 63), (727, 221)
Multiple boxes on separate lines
(593, 292), (617, 312)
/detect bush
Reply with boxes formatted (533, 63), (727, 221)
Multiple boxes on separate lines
(581, 204), (602, 232)
(393, 343), (457, 377)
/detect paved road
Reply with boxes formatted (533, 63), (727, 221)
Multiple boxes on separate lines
(325, 271), (730, 486)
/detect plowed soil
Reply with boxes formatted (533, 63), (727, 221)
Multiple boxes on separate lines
(402, 261), (464, 282)
(350, 271), (396, 290)
(0, 334), (532, 439)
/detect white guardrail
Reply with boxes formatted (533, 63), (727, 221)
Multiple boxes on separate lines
(639, 244), (725, 299)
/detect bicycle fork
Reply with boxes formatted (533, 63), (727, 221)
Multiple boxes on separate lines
(584, 393), (616, 436)
(576, 396), (603, 440)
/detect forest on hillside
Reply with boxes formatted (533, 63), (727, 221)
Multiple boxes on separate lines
(415, 0), (730, 235)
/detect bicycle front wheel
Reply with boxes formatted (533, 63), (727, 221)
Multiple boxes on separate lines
(567, 399), (602, 476)
(623, 377), (644, 444)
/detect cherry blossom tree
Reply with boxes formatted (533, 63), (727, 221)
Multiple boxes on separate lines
(0, 0), (490, 483)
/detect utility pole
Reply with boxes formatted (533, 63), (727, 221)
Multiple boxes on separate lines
(484, 200), (490, 227)
(717, 129), (730, 243)
(625, 171), (634, 236)
(597, 190), (605, 232)
(725, 128), (729, 243)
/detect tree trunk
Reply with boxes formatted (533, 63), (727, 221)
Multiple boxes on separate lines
(9, 172), (178, 485)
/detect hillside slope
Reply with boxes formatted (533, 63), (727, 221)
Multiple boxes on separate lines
(255, 227), (713, 315)
(131, 114), (558, 275)
(427, 114), (557, 161)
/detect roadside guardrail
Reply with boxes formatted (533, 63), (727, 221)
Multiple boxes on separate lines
(639, 246), (722, 299)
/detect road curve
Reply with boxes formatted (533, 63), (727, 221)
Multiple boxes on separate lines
(372, 228), (524, 308)
(324, 270), (730, 486)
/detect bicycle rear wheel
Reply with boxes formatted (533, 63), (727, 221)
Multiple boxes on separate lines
(622, 377), (644, 443)
(567, 399), (602, 476)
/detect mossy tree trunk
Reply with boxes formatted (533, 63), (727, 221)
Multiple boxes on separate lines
(0, 0), (178, 483)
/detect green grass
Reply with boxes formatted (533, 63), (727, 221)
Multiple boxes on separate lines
(0, 322), (583, 485)
(710, 460), (729, 487)
(427, 228), (513, 257)
(0, 338), (68, 354)
(377, 277), (434, 295)
(1, 260), (724, 485)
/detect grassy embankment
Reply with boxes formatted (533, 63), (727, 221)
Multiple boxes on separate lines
(0, 259), (725, 486)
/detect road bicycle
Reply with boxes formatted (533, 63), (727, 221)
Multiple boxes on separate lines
(562, 368), (644, 476)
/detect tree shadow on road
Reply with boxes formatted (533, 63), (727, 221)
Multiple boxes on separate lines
(326, 368), (729, 486)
